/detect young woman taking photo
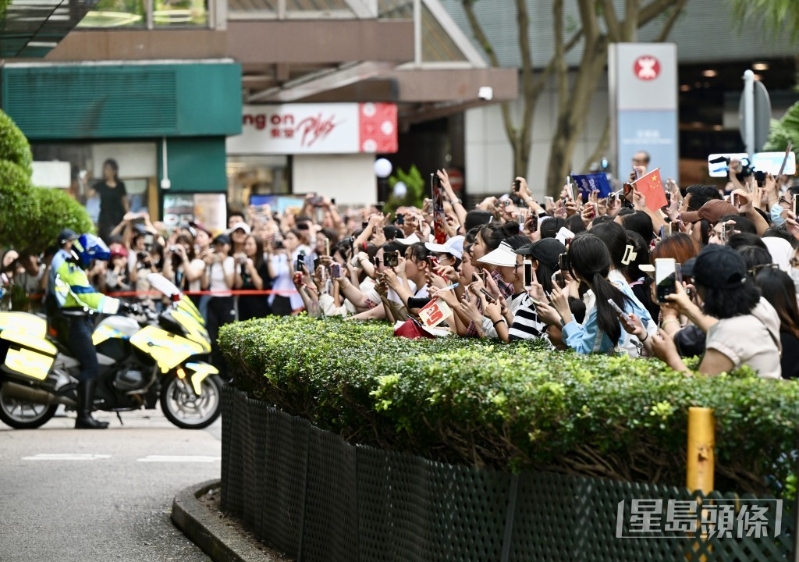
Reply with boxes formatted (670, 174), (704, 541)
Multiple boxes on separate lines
(537, 233), (650, 354)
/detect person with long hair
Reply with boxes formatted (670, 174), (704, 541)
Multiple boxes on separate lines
(88, 159), (129, 241)
(649, 245), (781, 378)
(162, 234), (205, 293)
(537, 233), (649, 354)
(755, 267), (799, 379)
(234, 234), (271, 321)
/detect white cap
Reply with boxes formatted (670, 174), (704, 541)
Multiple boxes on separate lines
(226, 222), (251, 235)
(478, 241), (517, 268)
(395, 233), (421, 246)
(425, 235), (465, 260)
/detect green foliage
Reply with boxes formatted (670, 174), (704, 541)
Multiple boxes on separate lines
(765, 102), (799, 156)
(0, 110), (92, 255)
(383, 165), (426, 215)
(220, 316), (799, 496)
(0, 161), (39, 249)
(16, 188), (95, 256)
(728, 0), (799, 41)
(0, 111), (32, 175)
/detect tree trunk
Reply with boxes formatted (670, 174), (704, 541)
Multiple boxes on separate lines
(545, 41), (608, 196)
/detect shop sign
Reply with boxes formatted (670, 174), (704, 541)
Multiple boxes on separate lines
(227, 103), (398, 155)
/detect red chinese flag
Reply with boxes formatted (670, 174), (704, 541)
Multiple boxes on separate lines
(632, 168), (668, 212)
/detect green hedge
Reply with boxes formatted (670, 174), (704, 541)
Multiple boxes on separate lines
(219, 316), (799, 496)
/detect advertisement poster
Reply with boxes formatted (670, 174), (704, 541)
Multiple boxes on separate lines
(163, 193), (227, 235)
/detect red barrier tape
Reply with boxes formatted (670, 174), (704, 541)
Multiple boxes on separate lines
(27, 289), (299, 300)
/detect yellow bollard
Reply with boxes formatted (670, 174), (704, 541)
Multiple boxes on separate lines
(686, 407), (715, 493)
(686, 407), (715, 562)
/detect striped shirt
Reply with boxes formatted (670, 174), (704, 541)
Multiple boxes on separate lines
(508, 293), (550, 343)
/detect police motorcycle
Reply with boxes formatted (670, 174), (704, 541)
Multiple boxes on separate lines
(0, 273), (222, 430)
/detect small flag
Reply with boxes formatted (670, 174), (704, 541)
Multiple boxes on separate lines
(570, 172), (613, 198)
(631, 168), (668, 212)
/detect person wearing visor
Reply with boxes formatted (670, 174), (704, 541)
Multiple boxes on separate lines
(49, 229), (125, 429)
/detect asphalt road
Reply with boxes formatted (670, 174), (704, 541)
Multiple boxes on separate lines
(0, 408), (221, 562)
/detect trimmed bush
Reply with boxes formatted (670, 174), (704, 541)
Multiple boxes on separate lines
(15, 187), (95, 255)
(219, 316), (799, 496)
(0, 111), (32, 175)
(0, 161), (38, 248)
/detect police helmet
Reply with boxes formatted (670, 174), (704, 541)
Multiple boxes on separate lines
(72, 234), (111, 268)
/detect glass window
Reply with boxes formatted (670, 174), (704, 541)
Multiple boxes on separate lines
(226, 155), (289, 211)
(154, 0), (208, 27)
(77, 0), (146, 28)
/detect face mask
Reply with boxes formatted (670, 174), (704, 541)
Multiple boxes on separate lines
(771, 204), (787, 227)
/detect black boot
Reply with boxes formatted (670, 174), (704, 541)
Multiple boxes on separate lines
(75, 380), (109, 430)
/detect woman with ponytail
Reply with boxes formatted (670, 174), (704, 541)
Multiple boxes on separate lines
(540, 233), (651, 354)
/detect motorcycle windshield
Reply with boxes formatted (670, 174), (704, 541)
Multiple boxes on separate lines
(147, 273), (181, 299)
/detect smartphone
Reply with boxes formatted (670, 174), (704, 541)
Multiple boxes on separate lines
(330, 263), (342, 279)
(523, 259), (533, 288)
(558, 252), (570, 274)
(545, 196), (555, 207)
(731, 193), (740, 208)
(313, 257), (320, 273)
(324, 239), (330, 257)
(479, 288), (497, 304)
(384, 251), (399, 268)
(529, 213), (539, 233)
(793, 195), (798, 217)
(554, 271), (566, 289)
(396, 213), (405, 226)
(295, 253), (305, 272)
(655, 258), (679, 304)
(362, 221), (369, 230)
(607, 298), (632, 324)
(513, 179), (521, 193)
(565, 177), (575, 201)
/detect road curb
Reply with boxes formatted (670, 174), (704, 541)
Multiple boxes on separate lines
(171, 480), (279, 562)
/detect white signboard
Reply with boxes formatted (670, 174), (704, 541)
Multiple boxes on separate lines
(32, 161), (71, 188)
(227, 103), (398, 156)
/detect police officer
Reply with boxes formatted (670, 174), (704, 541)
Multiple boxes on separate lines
(49, 229), (124, 429)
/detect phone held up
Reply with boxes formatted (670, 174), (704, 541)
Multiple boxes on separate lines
(384, 251), (400, 268)
(655, 258), (681, 304)
(523, 259), (533, 288)
(330, 262), (342, 279)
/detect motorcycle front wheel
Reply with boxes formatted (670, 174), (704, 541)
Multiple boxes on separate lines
(0, 383), (58, 429)
(159, 374), (222, 430)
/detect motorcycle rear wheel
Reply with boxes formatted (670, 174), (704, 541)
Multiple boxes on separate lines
(0, 383), (58, 429)
(159, 374), (222, 430)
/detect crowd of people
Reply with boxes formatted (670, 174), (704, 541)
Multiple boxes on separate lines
(2, 152), (799, 380)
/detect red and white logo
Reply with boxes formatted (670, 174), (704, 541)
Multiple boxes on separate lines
(633, 56), (660, 81)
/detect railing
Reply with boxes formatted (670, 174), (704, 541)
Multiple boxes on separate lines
(221, 387), (794, 562)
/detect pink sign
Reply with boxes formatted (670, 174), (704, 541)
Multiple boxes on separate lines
(227, 103), (398, 155)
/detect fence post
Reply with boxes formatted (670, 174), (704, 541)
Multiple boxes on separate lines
(687, 407), (714, 562)
(686, 407), (714, 494)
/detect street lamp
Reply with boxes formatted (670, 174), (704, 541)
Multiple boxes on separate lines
(373, 158), (392, 203)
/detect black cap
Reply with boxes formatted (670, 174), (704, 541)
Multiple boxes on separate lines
(681, 257), (696, 278)
(691, 245), (747, 290)
(515, 238), (566, 270)
(213, 233), (231, 246)
(58, 229), (78, 246)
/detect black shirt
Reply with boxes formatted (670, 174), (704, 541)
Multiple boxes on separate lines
(94, 181), (127, 225)
(780, 332), (799, 379)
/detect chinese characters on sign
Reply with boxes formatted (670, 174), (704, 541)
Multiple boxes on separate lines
(227, 103), (398, 155)
(615, 499), (783, 540)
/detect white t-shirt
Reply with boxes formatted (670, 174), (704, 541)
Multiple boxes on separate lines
(208, 256), (235, 295)
(706, 298), (782, 379)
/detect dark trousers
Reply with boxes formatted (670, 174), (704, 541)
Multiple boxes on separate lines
(68, 316), (98, 383)
(207, 296), (235, 377)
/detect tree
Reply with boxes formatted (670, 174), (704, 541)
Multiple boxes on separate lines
(461, 0), (687, 196)
(0, 109), (93, 255)
(728, 0), (799, 40)
(764, 101), (799, 155)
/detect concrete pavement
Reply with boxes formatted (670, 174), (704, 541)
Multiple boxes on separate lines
(0, 408), (221, 561)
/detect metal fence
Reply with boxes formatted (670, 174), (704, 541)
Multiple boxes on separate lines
(221, 386), (795, 562)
